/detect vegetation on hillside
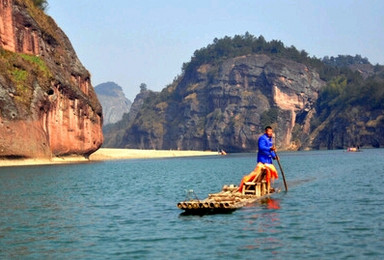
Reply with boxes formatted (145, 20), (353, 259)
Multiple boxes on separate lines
(181, 33), (384, 130)
(314, 74), (384, 126)
(0, 49), (52, 113)
(322, 55), (370, 67)
(105, 32), (384, 149)
(181, 33), (378, 84)
(183, 32), (312, 73)
(32, 0), (48, 11)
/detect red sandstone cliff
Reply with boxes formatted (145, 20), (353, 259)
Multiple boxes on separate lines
(0, 0), (103, 158)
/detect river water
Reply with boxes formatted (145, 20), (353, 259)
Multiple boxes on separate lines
(1, 149), (383, 259)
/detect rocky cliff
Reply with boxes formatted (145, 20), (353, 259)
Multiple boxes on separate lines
(309, 69), (384, 150)
(0, 0), (103, 158)
(95, 82), (131, 126)
(102, 87), (153, 148)
(111, 54), (325, 151)
(103, 34), (384, 151)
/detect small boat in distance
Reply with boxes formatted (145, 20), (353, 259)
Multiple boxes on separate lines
(347, 146), (360, 152)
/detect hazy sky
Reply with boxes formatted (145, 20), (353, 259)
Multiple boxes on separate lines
(47, 0), (384, 101)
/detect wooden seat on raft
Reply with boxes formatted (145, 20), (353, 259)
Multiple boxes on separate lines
(242, 169), (269, 196)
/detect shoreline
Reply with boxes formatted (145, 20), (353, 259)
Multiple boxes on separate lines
(0, 148), (219, 167)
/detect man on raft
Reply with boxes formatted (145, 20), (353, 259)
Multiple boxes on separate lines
(239, 126), (279, 193)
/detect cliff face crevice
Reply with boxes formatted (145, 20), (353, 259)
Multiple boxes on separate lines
(0, 0), (103, 158)
(1, 0), (40, 55)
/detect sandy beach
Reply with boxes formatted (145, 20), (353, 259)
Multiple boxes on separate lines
(0, 148), (219, 167)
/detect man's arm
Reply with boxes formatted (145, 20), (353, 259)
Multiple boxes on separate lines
(270, 145), (277, 159)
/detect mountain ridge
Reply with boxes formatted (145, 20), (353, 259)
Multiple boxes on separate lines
(95, 82), (132, 126)
(103, 34), (384, 151)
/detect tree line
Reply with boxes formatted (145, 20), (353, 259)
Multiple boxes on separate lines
(182, 32), (320, 75)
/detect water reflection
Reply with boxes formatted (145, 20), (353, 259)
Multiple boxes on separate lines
(240, 198), (283, 255)
(243, 198), (281, 226)
(264, 197), (281, 210)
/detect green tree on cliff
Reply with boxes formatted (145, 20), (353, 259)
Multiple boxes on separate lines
(32, 0), (48, 11)
(182, 33), (315, 76)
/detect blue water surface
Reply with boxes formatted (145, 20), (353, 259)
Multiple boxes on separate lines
(1, 149), (384, 259)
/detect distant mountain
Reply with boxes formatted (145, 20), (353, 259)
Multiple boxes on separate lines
(103, 34), (384, 151)
(104, 53), (324, 151)
(102, 86), (153, 147)
(95, 82), (132, 125)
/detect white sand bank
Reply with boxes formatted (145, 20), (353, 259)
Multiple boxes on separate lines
(0, 148), (219, 167)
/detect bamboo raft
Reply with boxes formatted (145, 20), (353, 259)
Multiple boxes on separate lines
(177, 180), (277, 215)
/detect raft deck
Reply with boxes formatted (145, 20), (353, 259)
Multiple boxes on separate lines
(177, 182), (277, 215)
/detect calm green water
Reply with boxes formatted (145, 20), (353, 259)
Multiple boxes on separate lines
(1, 149), (384, 259)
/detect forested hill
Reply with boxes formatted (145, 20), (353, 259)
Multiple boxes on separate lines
(104, 33), (384, 151)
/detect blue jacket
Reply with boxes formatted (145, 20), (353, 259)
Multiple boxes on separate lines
(257, 133), (276, 164)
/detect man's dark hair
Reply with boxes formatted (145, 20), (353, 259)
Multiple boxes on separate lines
(265, 126), (272, 131)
